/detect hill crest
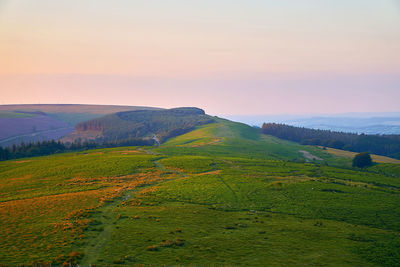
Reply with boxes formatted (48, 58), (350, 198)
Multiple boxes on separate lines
(66, 107), (214, 143)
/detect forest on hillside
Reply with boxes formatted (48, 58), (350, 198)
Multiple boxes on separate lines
(75, 107), (215, 143)
(262, 123), (400, 159)
(0, 108), (215, 161)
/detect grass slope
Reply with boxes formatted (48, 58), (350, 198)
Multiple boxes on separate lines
(161, 118), (349, 165)
(0, 119), (399, 266)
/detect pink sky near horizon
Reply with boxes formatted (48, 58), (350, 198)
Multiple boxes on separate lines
(1, 0), (400, 115)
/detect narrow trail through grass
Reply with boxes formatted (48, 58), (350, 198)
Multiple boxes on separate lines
(81, 194), (124, 264)
(80, 156), (188, 264)
(216, 175), (238, 203)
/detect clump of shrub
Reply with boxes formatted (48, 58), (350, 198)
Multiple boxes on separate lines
(160, 239), (185, 247)
(91, 226), (104, 232)
(147, 239), (185, 251)
(89, 219), (102, 226)
(147, 245), (159, 251)
(352, 152), (373, 168)
(272, 181), (283, 189)
(314, 221), (323, 227)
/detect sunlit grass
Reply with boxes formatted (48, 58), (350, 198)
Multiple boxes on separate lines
(0, 120), (399, 265)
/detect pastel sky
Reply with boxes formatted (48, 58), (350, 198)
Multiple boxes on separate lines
(1, 0), (399, 115)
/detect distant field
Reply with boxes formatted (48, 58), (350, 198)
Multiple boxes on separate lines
(322, 147), (400, 164)
(0, 111), (35, 119)
(0, 104), (161, 114)
(0, 114), (74, 147)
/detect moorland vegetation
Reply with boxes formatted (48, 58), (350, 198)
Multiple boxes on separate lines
(1, 118), (399, 265)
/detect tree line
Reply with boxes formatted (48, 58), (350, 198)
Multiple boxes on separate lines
(75, 108), (214, 143)
(261, 123), (400, 159)
(0, 138), (155, 161)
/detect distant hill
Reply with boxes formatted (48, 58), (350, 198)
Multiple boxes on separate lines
(0, 104), (161, 113)
(65, 107), (215, 143)
(0, 104), (160, 147)
(262, 123), (400, 159)
(225, 113), (400, 134)
(0, 104), (161, 125)
(0, 111), (74, 147)
(281, 116), (400, 135)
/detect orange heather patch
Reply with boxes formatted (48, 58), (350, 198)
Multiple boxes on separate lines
(0, 175), (33, 189)
(194, 170), (222, 176)
(162, 166), (186, 174)
(0, 189), (106, 263)
(185, 138), (223, 147)
(13, 160), (33, 164)
(0, 167), (175, 264)
(138, 186), (160, 196)
(6, 174), (33, 180)
(119, 150), (141, 154)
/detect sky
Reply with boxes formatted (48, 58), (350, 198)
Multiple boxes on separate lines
(1, 0), (399, 115)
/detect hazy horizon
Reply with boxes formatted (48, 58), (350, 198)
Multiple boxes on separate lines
(1, 0), (400, 115)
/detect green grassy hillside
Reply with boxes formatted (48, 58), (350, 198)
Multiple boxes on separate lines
(161, 118), (349, 165)
(0, 119), (399, 266)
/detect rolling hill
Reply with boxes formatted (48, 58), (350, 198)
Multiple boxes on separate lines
(0, 111), (74, 147)
(0, 104), (160, 147)
(1, 117), (399, 265)
(65, 107), (215, 143)
(226, 113), (400, 134)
